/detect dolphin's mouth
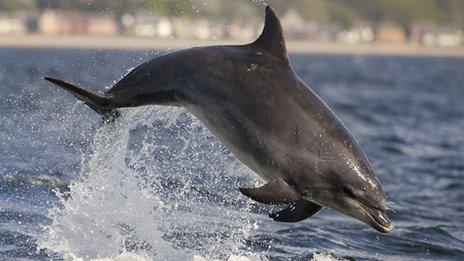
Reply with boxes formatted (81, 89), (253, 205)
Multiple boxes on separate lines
(315, 195), (393, 233)
(355, 201), (392, 233)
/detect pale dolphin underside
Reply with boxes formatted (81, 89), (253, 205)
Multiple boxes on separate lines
(44, 6), (392, 233)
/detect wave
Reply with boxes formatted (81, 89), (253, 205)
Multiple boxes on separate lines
(36, 106), (264, 260)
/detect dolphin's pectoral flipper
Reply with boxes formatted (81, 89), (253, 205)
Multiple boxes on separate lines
(44, 77), (119, 122)
(239, 178), (301, 205)
(269, 199), (322, 222)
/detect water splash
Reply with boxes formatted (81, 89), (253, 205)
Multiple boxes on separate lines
(37, 106), (262, 260)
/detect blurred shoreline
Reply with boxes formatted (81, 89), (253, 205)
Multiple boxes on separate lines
(1, 34), (463, 57)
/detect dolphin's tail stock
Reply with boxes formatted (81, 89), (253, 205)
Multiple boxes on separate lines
(44, 77), (120, 122)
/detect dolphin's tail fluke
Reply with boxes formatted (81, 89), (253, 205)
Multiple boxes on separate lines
(44, 77), (120, 122)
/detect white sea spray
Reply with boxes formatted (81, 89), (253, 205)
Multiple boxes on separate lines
(37, 106), (263, 260)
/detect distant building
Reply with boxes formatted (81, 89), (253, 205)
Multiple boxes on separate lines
(132, 12), (158, 37)
(120, 13), (134, 33)
(38, 10), (86, 35)
(85, 15), (117, 36)
(37, 9), (61, 35)
(38, 9), (117, 36)
(172, 17), (193, 39)
(61, 15), (86, 35)
(193, 19), (214, 40)
(435, 28), (463, 47)
(408, 22), (435, 44)
(209, 23), (227, 40)
(409, 22), (463, 47)
(337, 25), (374, 44)
(128, 11), (173, 38)
(376, 23), (406, 43)
(0, 16), (26, 34)
(157, 18), (173, 38)
(8, 10), (39, 33)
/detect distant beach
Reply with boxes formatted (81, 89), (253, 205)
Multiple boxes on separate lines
(1, 34), (463, 57)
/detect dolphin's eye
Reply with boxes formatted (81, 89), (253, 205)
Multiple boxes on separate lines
(343, 187), (356, 198)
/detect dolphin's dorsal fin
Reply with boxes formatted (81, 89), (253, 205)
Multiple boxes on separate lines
(250, 6), (290, 65)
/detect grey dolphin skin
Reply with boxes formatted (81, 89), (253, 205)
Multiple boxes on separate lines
(44, 6), (392, 233)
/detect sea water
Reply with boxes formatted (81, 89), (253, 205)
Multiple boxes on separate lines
(0, 48), (463, 260)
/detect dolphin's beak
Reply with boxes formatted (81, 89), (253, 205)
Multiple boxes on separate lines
(348, 199), (392, 233)
(313, 194), (392, 233)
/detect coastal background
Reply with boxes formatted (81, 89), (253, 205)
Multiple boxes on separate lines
(0, 0), (463, 56)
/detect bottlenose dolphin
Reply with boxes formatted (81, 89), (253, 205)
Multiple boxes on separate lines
(44, 6), (392, 233)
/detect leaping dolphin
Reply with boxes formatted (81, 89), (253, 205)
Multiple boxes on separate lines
(44, 6), (392, 233)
